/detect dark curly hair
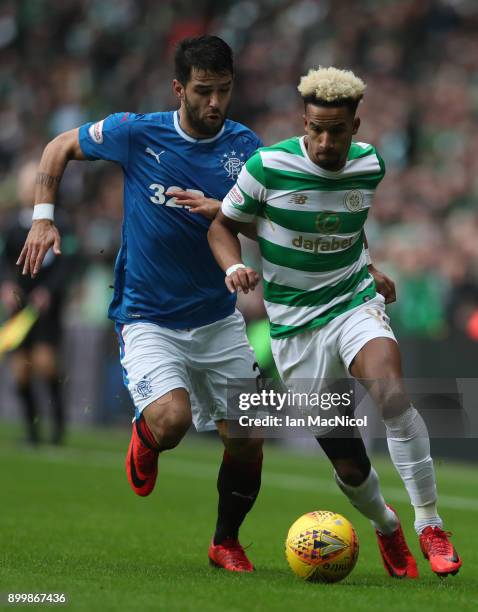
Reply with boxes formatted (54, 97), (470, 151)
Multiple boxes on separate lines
(174, 35), (233, 85)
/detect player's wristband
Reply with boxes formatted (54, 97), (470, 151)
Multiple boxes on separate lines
(226, 263), (246, 277)
(32, 203), (55, 221)
(364, 248), (372, 265)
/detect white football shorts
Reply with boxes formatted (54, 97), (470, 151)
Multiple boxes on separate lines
(116, 310), (258, 431)
(271, 293), (397, 435)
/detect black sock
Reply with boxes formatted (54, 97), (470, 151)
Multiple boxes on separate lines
(317, 434), (371, 485)
(214, 450), (263, 545)
(18, 382), (39, 444)
(48, 377), (65, 444)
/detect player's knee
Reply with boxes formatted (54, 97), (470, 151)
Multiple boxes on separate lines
(147, 410), (192, 450)
(244, 437), (264, 461)
(223, 436), (263, 462)
(333, 459), (368, 486)
(143, 390), (192, 449)
(151, 418), (191, 449)
(374, 381), (409, 421)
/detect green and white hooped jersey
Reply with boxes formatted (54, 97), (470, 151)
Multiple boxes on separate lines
(221, 136), (385, 339)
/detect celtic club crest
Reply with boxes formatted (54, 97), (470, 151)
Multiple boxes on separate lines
(344, 190), (364, 212)
(222, 150), (245, 180)
(316, 211), (341, 234)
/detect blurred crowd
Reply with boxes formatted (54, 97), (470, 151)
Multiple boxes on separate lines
(1, 0), (478, 338)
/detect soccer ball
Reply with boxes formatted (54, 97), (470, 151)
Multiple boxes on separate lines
(285, 510), (359, 583)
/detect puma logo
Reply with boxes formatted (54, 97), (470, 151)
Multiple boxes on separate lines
(146, 147), (165, 164)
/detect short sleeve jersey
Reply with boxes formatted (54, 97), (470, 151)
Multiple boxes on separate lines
(221, 136), (385, 339)
(79, 111), (262, 328)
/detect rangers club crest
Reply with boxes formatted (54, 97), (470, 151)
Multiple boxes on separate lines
(135, 376), (153, 399)
(222, 150), (245, 180)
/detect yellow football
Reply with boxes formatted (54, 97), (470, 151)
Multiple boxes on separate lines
(285, 510), (359, 583)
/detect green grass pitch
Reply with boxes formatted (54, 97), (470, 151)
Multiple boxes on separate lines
(1, 423), (477, 611)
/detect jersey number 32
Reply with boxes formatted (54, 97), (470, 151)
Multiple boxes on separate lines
(149, 183), (203, 209)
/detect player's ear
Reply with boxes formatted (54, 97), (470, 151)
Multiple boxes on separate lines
(172, 79), (184, 100)
(352, 116), (360, 135)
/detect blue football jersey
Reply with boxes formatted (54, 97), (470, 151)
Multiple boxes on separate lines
(78, 111), (262, 329)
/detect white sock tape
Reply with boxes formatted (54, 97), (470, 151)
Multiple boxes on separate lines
(32, 203), (55, 221)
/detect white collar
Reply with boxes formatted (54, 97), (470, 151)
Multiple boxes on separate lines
(173, 111), (225, 143)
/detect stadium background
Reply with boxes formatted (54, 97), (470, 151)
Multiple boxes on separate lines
(1, 1), (477, 609)
(1, 0), (477, 447)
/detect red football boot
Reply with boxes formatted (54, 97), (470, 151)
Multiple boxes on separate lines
(126, 417), (159, 497)
(419, 526), (462, 577)
(208, 538), (254, 572)
(375, 507), (418, 578)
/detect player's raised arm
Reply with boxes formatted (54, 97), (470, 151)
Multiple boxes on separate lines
(16, 128), (85, 278)
(208, 211), (259, 294)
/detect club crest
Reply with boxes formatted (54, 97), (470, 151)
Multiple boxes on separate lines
(222, 150), (245, 180)
(135, 376), (153, 399)
(344, 190), (364, 212)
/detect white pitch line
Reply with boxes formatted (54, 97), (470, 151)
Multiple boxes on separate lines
(166, 458), (478, 512)
(10, 445), (478, 512)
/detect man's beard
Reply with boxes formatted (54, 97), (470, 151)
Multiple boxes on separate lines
(183, 95), (228, 137)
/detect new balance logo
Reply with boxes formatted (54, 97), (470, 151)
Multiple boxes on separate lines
(289, 193), (308, 205)
(146, 147), (165, 164)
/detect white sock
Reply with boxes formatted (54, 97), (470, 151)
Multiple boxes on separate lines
(334, 467), (399, 535)
(384, 405), (443, 534)
(414, 503), (443, 534)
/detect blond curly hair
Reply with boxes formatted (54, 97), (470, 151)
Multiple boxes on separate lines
(298, 67), (366, 104)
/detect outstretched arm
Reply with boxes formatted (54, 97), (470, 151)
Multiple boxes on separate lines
(17, 128), (85, 278)
(167, 189), (257, 240)
(208, 211), (260, 294)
